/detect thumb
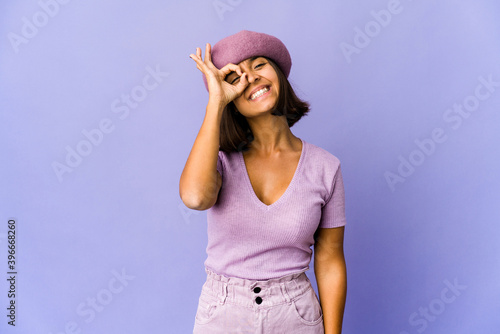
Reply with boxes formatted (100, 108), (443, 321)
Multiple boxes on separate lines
(235, 72), (249, 95)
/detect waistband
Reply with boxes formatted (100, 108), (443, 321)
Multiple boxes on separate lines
(202, 267), (312, 308)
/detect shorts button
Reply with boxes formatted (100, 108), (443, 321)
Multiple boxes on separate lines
(253, 287), (261, 293)
(255, 296), (262, 304)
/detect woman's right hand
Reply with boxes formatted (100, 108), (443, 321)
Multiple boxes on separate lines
(189, 43), (249, 107)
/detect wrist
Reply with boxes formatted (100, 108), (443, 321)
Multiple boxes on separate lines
(207, 98), (227, 111)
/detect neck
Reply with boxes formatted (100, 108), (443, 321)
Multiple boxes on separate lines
(245, 114), (299, 156)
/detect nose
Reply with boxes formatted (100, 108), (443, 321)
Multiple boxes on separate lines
(245, 69), (260, 83)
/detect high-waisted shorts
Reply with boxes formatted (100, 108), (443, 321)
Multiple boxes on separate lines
(193, 267), (324, 334)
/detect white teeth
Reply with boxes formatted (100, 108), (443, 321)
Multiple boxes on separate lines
(250, 87), (269, 100)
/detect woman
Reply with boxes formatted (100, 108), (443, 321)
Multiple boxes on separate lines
(180, 30), (347, 334)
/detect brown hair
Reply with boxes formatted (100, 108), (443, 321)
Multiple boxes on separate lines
(219, 57), (310, 153)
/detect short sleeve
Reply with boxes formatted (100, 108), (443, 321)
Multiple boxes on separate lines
(216, 150), (224, 177)
(318, 164), (346, 228)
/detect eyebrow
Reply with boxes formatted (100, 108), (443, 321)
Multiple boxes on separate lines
(248, 56), (260, 62)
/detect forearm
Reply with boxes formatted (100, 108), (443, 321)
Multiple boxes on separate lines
(314, 258), (347, 334)
(179, 100), (225, 210)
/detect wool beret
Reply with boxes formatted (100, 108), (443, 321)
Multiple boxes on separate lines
(201, 30), (292, 91)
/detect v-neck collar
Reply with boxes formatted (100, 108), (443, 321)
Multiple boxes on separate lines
(239, 138), (306, 210)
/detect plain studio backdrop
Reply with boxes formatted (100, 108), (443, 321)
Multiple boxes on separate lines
(1, 0), (499, 333)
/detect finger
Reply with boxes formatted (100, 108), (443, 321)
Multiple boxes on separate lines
(203, 43), (210, 64)
(203, 44), (219, 72)
(205, 43), (212, 63)
(220, 63), (242, 76)
(220, 64), (242, 84)
(235, 73), (249, 92)
(190, 53), (206, 67)
(189, 48), (202, 62)
(190, 55), (210, 74)
(240, 72), (248, 86)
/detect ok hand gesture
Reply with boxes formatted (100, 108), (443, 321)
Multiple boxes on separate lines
(190, 43), (249, 107)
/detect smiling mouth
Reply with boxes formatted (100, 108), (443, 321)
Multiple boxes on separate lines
(249, 86), (270, 101)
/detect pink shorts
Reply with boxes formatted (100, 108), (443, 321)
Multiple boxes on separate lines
(193, 267), (324, 334)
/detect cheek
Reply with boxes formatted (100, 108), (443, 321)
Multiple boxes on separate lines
(272, 85), (279, 99)
(233, 97), (245, 111)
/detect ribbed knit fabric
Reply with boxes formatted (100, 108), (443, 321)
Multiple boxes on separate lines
(204, 138), (346, 280)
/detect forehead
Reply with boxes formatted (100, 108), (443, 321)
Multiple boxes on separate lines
(237, 56), (265, 66)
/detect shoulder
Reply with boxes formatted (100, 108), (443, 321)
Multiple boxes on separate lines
(304, 140), (341, 169)
(302, 140), (343, 200)
(217, 149), (241, 169)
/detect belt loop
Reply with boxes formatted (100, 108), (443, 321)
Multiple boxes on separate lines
(219, 282), (228, 305)
(280, 282), (291, 304)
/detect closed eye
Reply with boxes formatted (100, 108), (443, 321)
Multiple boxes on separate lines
(229, 62), (266, 84)
(230, 76), (240, 84)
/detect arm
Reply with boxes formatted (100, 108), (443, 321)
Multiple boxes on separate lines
(179, 43), (248, 210)
(314, 226), (346, 334)
(179, 98), (224, 211)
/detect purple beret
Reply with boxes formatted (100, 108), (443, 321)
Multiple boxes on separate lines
(202, 30), (292, 91)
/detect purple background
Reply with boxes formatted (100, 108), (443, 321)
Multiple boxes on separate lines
(1, 0), (499, 333)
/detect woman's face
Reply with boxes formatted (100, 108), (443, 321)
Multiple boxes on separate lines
(225, 56), (280, 117)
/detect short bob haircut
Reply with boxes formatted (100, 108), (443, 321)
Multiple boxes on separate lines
(219, 56), (310, 153)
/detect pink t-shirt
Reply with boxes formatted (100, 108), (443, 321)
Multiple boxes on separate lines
(204, 138), (346, 280)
